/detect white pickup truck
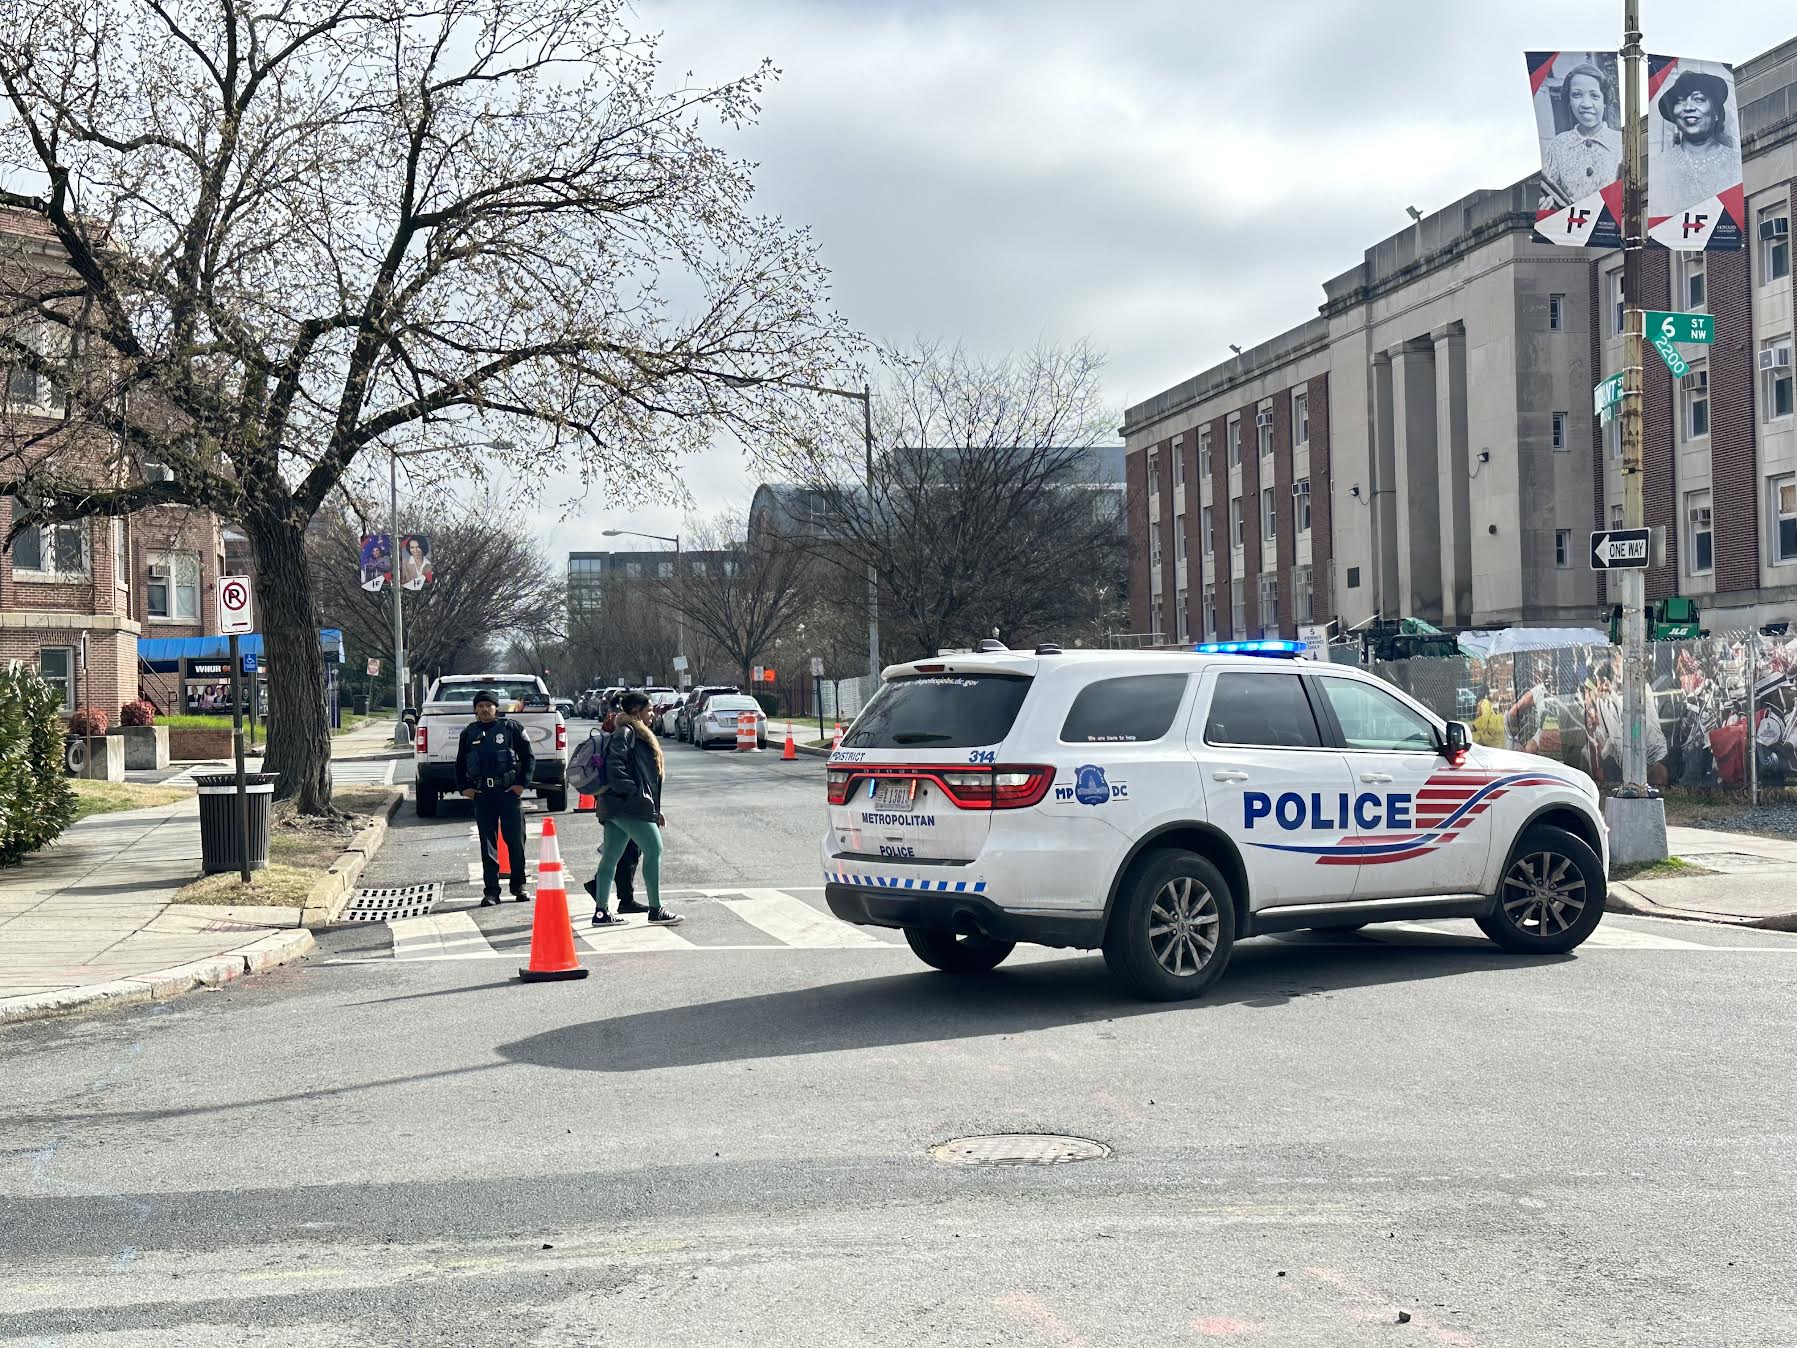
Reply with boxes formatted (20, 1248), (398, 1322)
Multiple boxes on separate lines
(412, 674), (568, 817)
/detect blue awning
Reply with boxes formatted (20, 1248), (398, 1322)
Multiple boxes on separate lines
(138, 628), (344, 672)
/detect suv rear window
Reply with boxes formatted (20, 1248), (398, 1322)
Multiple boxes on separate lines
(433, 680), (542, 706)
(843, 674), (1032, 750)
(1059, 674), (1190, 743)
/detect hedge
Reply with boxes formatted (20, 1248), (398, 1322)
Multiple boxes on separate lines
(0, 664), (77, 864)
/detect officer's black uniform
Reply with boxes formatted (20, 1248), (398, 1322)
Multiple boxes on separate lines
(456, 691), (536, 904)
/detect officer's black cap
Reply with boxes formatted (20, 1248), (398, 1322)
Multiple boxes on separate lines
(472, 688), (500, 708)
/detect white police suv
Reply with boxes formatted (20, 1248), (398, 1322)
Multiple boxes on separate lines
(823, 640), (1609, 1000)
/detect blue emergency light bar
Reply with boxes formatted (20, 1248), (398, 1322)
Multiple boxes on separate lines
(1194, 639), (1307, 658)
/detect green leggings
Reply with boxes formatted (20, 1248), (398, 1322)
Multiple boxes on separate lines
(593, 817), (662, 912)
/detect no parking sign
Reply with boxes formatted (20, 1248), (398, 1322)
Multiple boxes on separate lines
(219, 575), (255, 634)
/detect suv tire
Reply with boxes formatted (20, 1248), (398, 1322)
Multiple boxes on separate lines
(1102, 849), (1237, 1001)
(543, 789), (568, 813)
(1477, 824), (1606, 954)
(416, 785), (438, 817)
(903, 927), (1015, 975)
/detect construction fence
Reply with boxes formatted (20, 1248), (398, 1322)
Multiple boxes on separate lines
(1347, 633), (1797, 793)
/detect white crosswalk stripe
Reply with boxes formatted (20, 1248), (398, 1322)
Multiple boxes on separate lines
(390, 912), (501, 960)
(721, 888), (882, 948)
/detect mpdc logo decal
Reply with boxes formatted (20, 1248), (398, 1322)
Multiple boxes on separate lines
(1073, 764), (1111, 806)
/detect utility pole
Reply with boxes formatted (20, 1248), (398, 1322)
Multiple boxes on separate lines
(863, 382), (880, 682)
(388, 448), (408, 746)
(1607, 0), (1669, 861)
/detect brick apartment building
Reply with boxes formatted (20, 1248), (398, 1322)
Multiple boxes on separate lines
(1127, 35), (1797, 643)
(0, 204), (229, 718)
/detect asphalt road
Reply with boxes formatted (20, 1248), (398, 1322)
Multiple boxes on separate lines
(3, 725), (1795, 1346)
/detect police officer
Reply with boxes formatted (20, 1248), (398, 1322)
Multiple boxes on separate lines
(457, 689), (535, 906)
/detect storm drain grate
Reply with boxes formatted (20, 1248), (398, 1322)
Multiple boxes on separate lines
(929, 1134), (1111, 1167)
(341, 883), (443, 922)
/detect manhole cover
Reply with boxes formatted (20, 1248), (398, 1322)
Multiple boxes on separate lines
(341, 883), (443, 922)
(929, 1134), (1111, 1167)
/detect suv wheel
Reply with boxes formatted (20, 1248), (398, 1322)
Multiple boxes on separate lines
(416, 785), (438, 817)
(903, 927), (1014, 975)
(1476, 825), (1606, 954)
(1103, 849), (1237, 1001)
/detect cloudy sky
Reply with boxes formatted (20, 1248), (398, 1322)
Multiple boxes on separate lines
(543, 0), (1792, 560)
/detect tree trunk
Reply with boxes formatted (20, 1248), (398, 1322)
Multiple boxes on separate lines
(246, 509), (335, 815)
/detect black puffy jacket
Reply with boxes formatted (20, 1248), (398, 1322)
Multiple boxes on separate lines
(602, 723), (664, 821)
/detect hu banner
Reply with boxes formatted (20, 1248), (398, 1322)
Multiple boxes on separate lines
(1646, 55), (1744, 251)
(1526, 51), (1624, 249)
(359, 533), (392, 592)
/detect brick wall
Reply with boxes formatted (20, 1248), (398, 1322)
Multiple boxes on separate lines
(1708, 246), (1760, 593)
(1208, 415), (1232, 638)
(1238, 404), (1262, 635)
(1125, 448), (1150, 634)
(133, 505), (225, 637)
(1272, 392), (1295, 636)
(1308, 373), (1334, 623)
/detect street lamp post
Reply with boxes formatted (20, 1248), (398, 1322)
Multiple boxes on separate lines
(603, 528), (683, 686)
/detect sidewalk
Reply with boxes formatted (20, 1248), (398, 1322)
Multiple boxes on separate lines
(1608, 824), (1797, 931)
(0, 798), (313, 1025)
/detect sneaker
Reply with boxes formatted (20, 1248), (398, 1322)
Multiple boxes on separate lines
(510, 890), (529, 903)
(480, 894), (501, 908)
(590, 910), (623, 928)
(617, 898), (649, 915)
(647, 907), (684, 927)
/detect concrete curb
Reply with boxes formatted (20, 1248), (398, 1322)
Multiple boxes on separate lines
(1605, 883), (1797, 932)
(300, 788), (404, 928)
(0, 929), (316, 1026)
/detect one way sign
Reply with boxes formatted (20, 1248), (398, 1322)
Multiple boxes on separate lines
(1590, 528), (1650, 570)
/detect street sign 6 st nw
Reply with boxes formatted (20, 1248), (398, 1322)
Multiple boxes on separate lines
(1646, 311), (1714, 345)
(1590, 528), (1651, 570)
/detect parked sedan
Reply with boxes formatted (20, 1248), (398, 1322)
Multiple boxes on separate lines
(689, 694), (768, 749)
(675, 685), (741, 742)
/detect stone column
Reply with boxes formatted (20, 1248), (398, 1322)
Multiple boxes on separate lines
(1369, 352), (1400, 618)
(1432, 323), (1472, 626)
(1389, 341), (1443, 624)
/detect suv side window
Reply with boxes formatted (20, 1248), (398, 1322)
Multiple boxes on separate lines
(1059, 674), (1190, 743)
(1203, 672), (1323, 748)
(1316, 677), (1437, 752)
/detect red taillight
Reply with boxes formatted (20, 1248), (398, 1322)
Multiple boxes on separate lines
(415, 726), (427, 754)
(825, 765), (1053, 811)
(826, 768), (854, 805)
(556, 721), (567, 751)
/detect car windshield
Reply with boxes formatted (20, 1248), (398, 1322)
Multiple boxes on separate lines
(843, 673), (1032, 749)
(432, 681), (541, 706)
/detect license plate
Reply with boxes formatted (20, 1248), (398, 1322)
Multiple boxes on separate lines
(873, 779), (917, 809)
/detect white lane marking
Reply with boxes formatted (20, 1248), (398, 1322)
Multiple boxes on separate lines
(389, 912), (495, 961)
(721, 888), (880, 948)
(1578, 925), (1714, 950)
(576, 923), (694, 953)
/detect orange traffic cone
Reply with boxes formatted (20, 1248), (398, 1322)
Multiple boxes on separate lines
(577, 792), (596, 812)
(517, 818), (588, 983)
(782, 728), (798, 760)
(495, 827), (512, 879)
(831, 722), (844, 751)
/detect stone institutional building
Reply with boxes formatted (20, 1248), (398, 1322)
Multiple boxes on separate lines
(1126, 35), (1797, 644)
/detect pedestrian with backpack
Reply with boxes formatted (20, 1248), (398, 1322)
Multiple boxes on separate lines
(587, 690), (682, 929)
(568, 722), (648, 916)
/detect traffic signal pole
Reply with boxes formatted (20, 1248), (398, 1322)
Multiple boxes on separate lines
(1608, 0), (1669, 862)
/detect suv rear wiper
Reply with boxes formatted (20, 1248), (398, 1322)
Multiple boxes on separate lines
(891, 732), (951, 744)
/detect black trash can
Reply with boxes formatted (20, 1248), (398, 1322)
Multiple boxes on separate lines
(195, 772), (279, 874)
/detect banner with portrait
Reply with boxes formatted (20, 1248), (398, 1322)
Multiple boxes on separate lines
(1646, 55), (1744, 251)
(359, 533), (392, 592)
(1525, 51), (1624, 249)
(397, 534), (433, 591)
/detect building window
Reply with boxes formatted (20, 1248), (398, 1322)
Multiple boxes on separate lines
(1293, 565), (1313, 624)
(1227, 418), (1241, 468)
(1685, 254), (1706, 311)
(1293, 391), (1309, 444)
(1762, 339), (1794, 421)
(1202, 583), (1217, 639)
(1774, 476), (1797, 564)
(1609, 269), (1625, 336)
(1761, 206), (1791, 285)
(1201, 505), (1214, 554)
(1552, 411), (1568, 449)
(1295, 479), (1311, 532)
(1346, 566), (1361, 589)
(1230, 578), (1245, 634)
(1611, 503), (1624, 531)
(1686, 490), (1713, 575)
(146, 551), (201, 621)
(1149, 528), (1161, 569)
(9, 506), (87, 577)
(1683, 364), (1709, 440)
(624, 561), (642, 577)
(1261, 487), (1277, 541)
(1256, 411), (1273, 459)
(1147, 451), (1159, 498)
(4, 326), (67, 416)
(1549, 293), (1565, 330)
(1197, 428), (1211, 478)
(1258, 574), (1279, 635)
(1176, 590), (1188, 643)
(1229, 496), (1244, 549)
(112, 518), (128, 592)
(1176, 516), (1187, 562)
(1554, 529), (1572, 568)
(1607, 415), (1621, 460)
(38, 647), (73, 712)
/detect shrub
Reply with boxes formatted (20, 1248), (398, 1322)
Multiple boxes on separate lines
(753, 691), (780, 718)
(0, 665), (77, 864)
(119, 699), (158, 727)
(68, 706), (110, 736)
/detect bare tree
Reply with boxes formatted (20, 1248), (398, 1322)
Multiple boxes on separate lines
(0, 0), (852, 812)
(777, 340), (1125, 660)
(651, 511), (810, 689)
(309, 491), (563, 700)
